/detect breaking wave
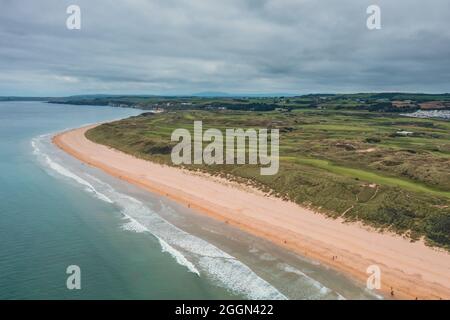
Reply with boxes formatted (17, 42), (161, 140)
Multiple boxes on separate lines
(32, 136), (113, 204)
(31, 134), (287, 300)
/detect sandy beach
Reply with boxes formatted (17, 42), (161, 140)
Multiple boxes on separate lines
(53, 125), (450, 300)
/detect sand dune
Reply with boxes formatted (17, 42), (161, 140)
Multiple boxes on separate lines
(53, 125), (450, 300)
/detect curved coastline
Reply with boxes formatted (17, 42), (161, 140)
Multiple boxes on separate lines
(53, 124), (450, 300)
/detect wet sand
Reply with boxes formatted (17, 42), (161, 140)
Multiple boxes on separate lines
(53, 125), (450, 300)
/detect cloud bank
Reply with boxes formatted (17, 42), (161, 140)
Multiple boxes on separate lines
(0, 0), (449, 95)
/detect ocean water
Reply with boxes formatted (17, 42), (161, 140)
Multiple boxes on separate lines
(0, 101), (378, 300)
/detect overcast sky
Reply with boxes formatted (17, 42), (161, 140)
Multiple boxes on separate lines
(1, 0), (449, 96)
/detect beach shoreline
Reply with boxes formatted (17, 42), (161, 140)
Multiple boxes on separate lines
(53, 124), (450, 300)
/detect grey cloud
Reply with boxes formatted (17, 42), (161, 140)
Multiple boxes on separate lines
(0, 0), (449, 95)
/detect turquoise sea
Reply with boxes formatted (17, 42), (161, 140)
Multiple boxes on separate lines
(0, 101), (378, 300)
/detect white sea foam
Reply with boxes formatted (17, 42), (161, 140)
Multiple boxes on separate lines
(278, 263), (343, 299)
(259, 253), (277, 261)
(120, 214), (149, 233)
(249, 247), (260, 254)
(156, 236), (200, 276)
(75, 168), (287, 299)
(364, 288), (384, 300)
(199, 256), (287, 300)
(30, 132), (378, 300)
(31, 137), (113, 203)
(31, 134), (293, 299)
(33, 136), (156, 235)
(104, 186), (287, 299)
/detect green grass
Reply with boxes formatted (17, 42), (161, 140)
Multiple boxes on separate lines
(296, 158), (450, 199)
(305, 124), (377, 132)
(86, 109), (450, 249)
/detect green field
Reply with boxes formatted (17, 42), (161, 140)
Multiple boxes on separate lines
(86, 108), (450, 248)
(295, 158), (450, 199)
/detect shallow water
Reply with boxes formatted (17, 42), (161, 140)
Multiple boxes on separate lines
(0, 101), (378, 299)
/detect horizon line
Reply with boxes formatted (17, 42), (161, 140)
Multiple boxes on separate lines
(2, 91), (450, 99)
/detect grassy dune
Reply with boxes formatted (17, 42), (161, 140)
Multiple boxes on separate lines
(296, 158), (450, 199)
(86, 109), (450, 248)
